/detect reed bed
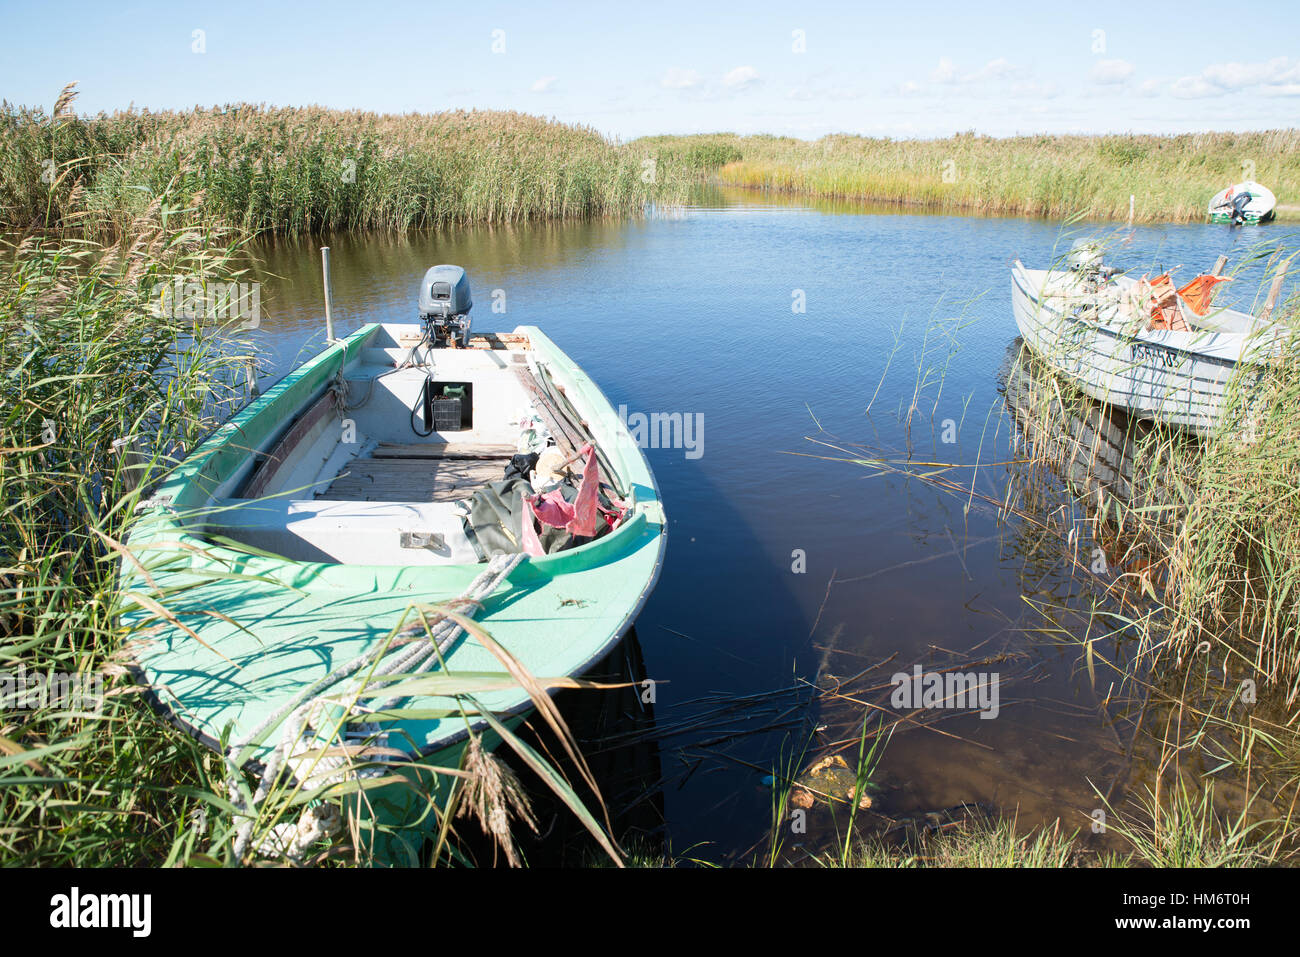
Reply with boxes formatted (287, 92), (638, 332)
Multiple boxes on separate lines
(0, 189), (257, 864)
(11, 83), (1293, 237)
(832, 795), (1270, 868)
(638, 130), (1300, 223)
(1, 86), (696, 237)
(995, 328), (1300, 861)
(1004, 238), (1300, 710)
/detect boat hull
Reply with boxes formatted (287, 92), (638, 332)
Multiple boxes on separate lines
(1010, 265), (1266, 434)
(1207, 181), (1278, 224)
(1208, 210), (1275, 225)
(117, 323), (666, 858)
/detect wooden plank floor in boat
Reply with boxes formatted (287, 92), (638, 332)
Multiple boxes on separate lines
(316, 443), (515, 502)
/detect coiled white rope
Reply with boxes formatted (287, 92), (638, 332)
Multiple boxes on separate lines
(226, 552), (525, 861)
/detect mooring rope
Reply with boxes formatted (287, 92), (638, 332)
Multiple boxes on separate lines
(328, 329), (438, 415)
(226, 551), (525, 861)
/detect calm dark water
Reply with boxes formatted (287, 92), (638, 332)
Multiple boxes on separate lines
(247, 191), (1297, 863)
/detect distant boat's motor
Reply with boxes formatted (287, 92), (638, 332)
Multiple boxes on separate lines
(1230, 190), (1253, 226)
(418, 265), (473, 347)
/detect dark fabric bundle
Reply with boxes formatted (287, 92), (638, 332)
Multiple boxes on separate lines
(462, 447), (625, 560)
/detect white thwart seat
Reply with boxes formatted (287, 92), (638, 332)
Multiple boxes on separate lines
(204, 498), (479, 566)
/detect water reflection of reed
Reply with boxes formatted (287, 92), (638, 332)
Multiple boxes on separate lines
(995, 338), (1175, 655)
(780, 336), (1299, 862)
(997, 339), (1300, 859)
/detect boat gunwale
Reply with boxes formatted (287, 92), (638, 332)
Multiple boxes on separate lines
(1010, 261), (1277, 366)
(129, 323), (663, 577)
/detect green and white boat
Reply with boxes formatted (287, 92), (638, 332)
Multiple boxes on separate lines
(117, 265), (666, 860)
(1207, 180), (1277, 224)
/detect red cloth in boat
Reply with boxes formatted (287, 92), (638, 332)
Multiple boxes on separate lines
(1143, 274), (1187, 331)
(520, 444), (602, 556)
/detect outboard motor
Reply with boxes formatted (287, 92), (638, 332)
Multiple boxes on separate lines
(1230, 190), (1253, 226)
(1067, 240), (1103, 272)
(1067, 239), (1116, 287)
(418, 265), (473, 347)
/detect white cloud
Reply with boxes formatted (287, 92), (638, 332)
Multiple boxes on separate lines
(909, 57), (1024, 95)
(530, 75), (557, 93)
(661, 67), (702, 90)
(1170, 56), (1300, 98)
(962, 57), (1016, 83)
(1091, 59), (1135, 84)
(1136, 77), (1165, 97)
(722, 65), (760, 89)
(1203, 57), (1297, 90)
(1170, 75), (1224, 99)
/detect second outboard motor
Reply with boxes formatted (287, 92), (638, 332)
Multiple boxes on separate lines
(418, 265), (473, 347)
(1230, 190), (1253, 226)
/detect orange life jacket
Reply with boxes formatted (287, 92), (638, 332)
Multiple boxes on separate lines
(1176, 274), (1231, 316)
(1144, 274), (1187, 331)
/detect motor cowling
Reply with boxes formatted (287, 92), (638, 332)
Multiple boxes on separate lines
(1067, 239), (1116, 288)
(1230, 191), (1253, 224)
(418, 265), (472, 346)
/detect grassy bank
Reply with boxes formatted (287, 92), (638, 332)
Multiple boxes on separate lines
(637, 131), (1300, 223)
(8, 86), (1296, 236)
(0, 86), (694, 237)
(833, 795), (1274, 868)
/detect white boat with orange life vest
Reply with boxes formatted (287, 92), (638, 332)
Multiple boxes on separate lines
(1010, 244), (1284, 434)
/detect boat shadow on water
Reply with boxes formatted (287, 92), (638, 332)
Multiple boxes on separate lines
(448, 455), (823, 866)
(460, 626), (668, 867)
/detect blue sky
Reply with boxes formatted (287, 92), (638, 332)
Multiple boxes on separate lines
(2, 0), (1298, 139)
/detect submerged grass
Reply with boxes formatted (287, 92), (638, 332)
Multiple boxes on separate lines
(638, 130), (1300, 223)
(763, 725), (1278, 867)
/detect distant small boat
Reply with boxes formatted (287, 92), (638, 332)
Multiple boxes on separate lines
(118, 264), (666, 857)
(1208, 181), (1276, 224)
(1010, 249), (1282, 434)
